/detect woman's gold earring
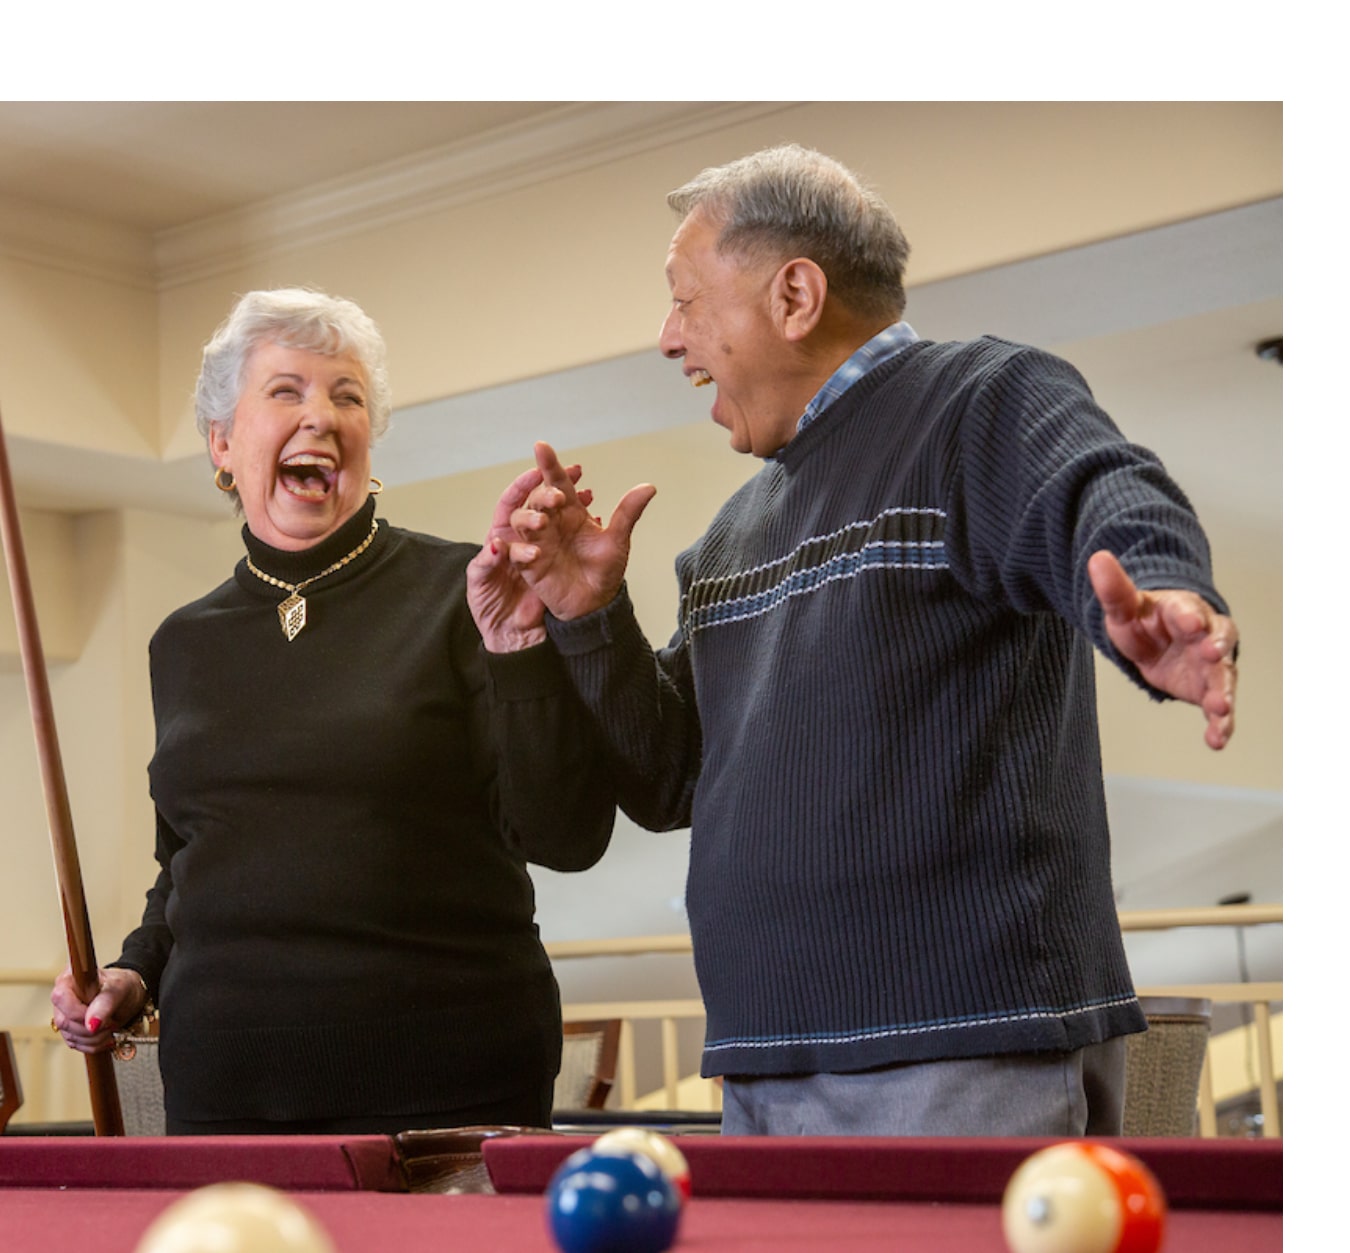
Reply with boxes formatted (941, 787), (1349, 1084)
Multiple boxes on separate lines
(214, 467), (237, 493)
(369, 477), (384, 495)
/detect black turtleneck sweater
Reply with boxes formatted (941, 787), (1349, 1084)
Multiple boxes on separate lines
(113, 497), (615, 1124)
(549, 337), (1228, 1080)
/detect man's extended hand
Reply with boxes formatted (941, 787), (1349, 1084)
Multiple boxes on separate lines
(467, 459), (592, 652)
(1088, 550), (1238, 750)
(506, 441), (657, 621)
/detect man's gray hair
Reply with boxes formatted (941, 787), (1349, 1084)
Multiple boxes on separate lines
(668, 144), (910, 322)
(195, 288), (393, 441)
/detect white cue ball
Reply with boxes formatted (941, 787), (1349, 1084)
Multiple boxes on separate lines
(133, 1182), (337, 1253)
(592, 1127), (692, 1201)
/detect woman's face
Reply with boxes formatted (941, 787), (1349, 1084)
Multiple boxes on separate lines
(210, 342), (374, 551)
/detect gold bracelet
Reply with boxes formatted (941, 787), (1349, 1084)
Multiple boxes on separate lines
(112, 970), (157, 1062)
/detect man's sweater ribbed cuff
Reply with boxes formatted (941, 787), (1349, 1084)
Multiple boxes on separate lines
(544, 585), (634, 655)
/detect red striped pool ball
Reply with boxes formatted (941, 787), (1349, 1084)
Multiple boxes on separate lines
(1002, 1142), (1166, 1253)
(592, 1127), (692, 1202)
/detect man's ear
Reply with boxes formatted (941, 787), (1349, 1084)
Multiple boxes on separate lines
(772, 257), (828, 342)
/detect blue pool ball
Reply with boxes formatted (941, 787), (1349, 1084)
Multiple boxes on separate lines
(546, 1147), (682, 1253)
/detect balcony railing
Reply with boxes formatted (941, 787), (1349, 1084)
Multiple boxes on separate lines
(2, 904), (1282, 1134)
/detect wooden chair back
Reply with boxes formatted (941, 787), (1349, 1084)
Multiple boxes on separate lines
(112, 1018), (165, 1136)
(0, 1031), (23, 1132)
(1123, 996), (1213, 1136)
(554, 1019), (622, 1112)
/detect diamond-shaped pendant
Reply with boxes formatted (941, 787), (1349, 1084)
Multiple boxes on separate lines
(279, 592), (307, 641)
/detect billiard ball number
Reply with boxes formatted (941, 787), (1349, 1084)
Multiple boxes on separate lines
(1002, 1142), (1167, 1253)
(133, 1182), (337, 1253)
(546, 1146), (682, 1253)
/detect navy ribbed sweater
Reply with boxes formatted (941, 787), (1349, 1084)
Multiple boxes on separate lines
(114, 498), (615, 1123)
(550, 337), (1226, 1077)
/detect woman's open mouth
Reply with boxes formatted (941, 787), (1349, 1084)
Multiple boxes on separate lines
(279, 454), (336, 501)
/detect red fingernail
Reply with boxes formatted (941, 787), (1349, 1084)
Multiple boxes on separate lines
(490, 540), (499, 556)
(88, 1017), (102, 1032)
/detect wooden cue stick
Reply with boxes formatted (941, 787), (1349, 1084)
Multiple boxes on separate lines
(0, 405), (125, 1136)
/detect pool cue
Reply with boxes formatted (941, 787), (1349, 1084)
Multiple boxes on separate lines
(0, 404), (125, 1136)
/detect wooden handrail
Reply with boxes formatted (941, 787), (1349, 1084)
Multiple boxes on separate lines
(1116, 904), (1283, 930)
(1135, 981), (1282, 1003)
(0, 969), (64, 986)
(1, 906), (1284, 1130)
(546, 936), (695, 959)
(542, 906), (1283, 962)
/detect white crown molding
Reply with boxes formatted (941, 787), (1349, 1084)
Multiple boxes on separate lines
(0, 190), (157, 289)
(154, 101), (800, 290)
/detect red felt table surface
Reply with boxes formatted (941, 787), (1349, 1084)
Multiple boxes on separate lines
(0, 1133), (1282, 1253)
(0, 1187), (1282, 1253)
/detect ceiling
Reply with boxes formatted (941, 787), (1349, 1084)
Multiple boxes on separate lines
(0, 101), (572, 231)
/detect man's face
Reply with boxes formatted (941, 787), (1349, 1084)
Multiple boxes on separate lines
(659, 209), (800, 458)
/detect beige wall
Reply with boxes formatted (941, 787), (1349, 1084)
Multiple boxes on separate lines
(0, 103), (1282, 1058)
(0, 508), (239, 1020)
(0, 253), (159, 453)
(0, 507), (82, 662)
(152, 101), (1281, 454)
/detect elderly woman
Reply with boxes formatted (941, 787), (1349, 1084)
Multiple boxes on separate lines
(49, 288), (616, 1133)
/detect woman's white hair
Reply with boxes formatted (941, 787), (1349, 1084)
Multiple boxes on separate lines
(194, 288), (393, 441)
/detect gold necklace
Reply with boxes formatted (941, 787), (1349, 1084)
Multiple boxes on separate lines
(246, 519), (380, 641)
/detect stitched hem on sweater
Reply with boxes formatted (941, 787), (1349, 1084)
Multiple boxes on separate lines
(703, 993), (1140, 1055)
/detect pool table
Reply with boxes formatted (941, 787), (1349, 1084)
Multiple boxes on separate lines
(0, 1130), (1281, 1252)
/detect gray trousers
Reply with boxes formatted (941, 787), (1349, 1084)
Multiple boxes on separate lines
(720, 1039), (1126, 1137)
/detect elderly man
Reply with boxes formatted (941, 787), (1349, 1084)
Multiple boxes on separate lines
(471, 144), (1238, 1136)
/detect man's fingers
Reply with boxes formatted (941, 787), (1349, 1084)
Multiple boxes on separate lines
(1207, 618), (1241, 662)
(1087, 550), (1141, 624)
(1206, 705), (1236, 750)
(1158, 591), (1218, 643)
(609, 484), (658, 541)
(534, 441), (575, 490)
